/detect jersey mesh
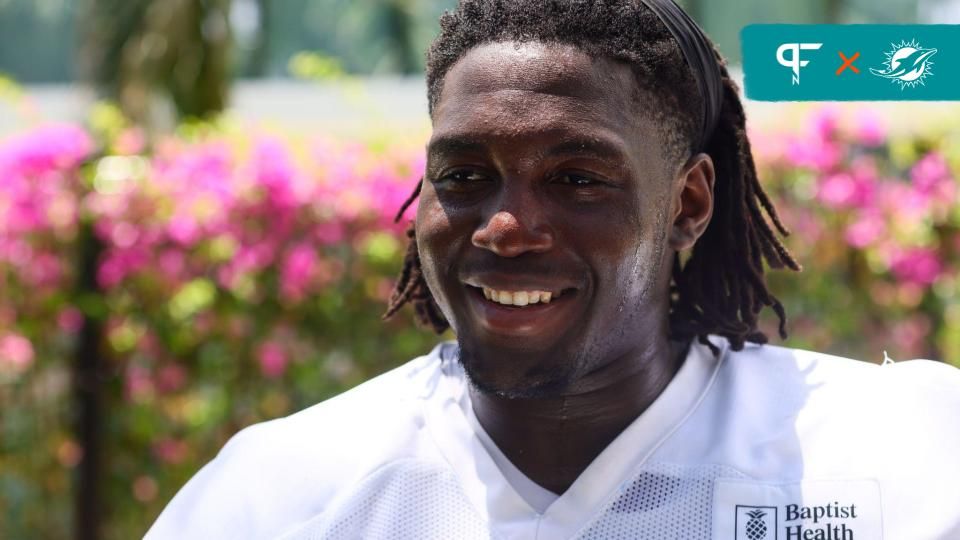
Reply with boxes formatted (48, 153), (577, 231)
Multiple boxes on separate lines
(279, 459), (493, 540)
(575, 462), (747, 539)
(280, 460), (744, 539)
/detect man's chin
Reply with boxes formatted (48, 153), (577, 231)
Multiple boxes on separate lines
(456, 340), (576, 399)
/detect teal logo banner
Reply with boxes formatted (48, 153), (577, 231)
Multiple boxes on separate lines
(741, 25), (959, 100)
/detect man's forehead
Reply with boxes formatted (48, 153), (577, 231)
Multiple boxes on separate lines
(437, 41), (636, 110)
(430, 40), (680, 171)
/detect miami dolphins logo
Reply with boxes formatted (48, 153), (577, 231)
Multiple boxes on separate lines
(870, 39), (937, 89)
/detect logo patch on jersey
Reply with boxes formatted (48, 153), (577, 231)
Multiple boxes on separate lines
(714, 479), (882, 540)
(735, 505), (778, 539)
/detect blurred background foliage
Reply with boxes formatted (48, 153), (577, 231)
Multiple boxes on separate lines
(2, 1), (960, 539)
(4, 0), (952, 84)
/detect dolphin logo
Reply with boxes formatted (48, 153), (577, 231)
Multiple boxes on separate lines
(870, 40), (937, 88)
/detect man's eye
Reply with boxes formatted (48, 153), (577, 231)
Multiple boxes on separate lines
(555, 173), (602, 187)
(440, 170), (489, 183)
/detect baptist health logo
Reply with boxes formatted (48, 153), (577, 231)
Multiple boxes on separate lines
(776, 43), (823, 85)
(735, 503), (858, 540)
(870, 39), (937, 89)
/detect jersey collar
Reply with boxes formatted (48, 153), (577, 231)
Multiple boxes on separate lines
(422, 337), (728, 539)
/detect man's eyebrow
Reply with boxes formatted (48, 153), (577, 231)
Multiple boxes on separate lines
(546, 137), (627, 160)
(427, 135), (627, 161)
(426, 136), (486, 157)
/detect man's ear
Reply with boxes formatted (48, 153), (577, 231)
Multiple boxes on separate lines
(668, 153), (715, 252)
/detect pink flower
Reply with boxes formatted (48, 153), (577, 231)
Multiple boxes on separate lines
(909, 152), (956, 213)
(114, 128), (146, 155)
(97, 248), (150, 289)
(251, 137), (299, 209)
(57, 308), (84, 333)
(816, 172), (873, 209)
(256, 341), (288, 378)
(785, 138), (842, 172)
(881, 183), (931, 221)
(2, 175), (59, 234)
(747, 126), (786, 163)
(312, 221), (344, 245)
(850, 155), (878, 184)
(889, 247), (942, 286)
(153, 437), (189, 465)
(910, 152), (950, 193)
(852, 109), (886, 147)
(372, 175), (421, 229)
(0, 123), (93, 177)
(810, 105), (841, 141)
(158, 249), (186, 278)
(167, 215), (201, 246)
(280, 243), (319, 302)
(890, 315), (931, 357)
(0, 333), (35, 376)
(0, 238), (30, 265)
(155, 141), (233, 193)
(845, 211), (886, 248)
(124, 365), (154, 403)
(781, 209), (823, 244)
(109, 221), (140, 249)
(155, 363), (187, 393)
(25, 252), (63, 287)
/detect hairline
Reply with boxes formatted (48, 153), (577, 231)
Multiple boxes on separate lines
(427, 38), (694, 168)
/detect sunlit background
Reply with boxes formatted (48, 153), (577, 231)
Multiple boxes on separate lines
(2, 1), (960, 539)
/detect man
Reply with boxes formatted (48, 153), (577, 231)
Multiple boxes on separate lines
(147, 1), (960, 538)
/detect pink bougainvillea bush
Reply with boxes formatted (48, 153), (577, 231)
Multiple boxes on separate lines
(1, 105), (958, 538)
(753, 105), (960, 362)
(0, 122), (436, 538)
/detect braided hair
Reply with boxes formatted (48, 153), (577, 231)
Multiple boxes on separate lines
(382, 0), (801, 352)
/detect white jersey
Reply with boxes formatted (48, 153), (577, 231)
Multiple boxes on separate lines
(146, 337), (960, 540)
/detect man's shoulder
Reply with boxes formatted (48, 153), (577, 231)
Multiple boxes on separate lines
(226, 341), (447, 455)
(272, 342), (447, 428)
(145, 342), (453, 540)
(722, 340), (960, 406)
(709, 340), (960, 464)
(680, 340), (960, 538)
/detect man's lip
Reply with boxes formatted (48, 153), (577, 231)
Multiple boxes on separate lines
(463, 284), (581, 338)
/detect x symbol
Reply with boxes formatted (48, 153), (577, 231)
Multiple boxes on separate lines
(836, 51), (860, 75)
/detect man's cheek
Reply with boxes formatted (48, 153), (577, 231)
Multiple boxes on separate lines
(420, 259), (465, 335)
(614, 246), (660, 302)
(415, 244), (452, 316)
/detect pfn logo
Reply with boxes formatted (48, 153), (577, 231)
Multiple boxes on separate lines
(776, 43), (823, 85)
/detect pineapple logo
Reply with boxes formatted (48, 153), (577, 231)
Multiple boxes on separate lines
(735, 505), (778, 540)
(745, 510), (769, 540)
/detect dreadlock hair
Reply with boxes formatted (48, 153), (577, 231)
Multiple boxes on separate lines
(382, 0), (801, 353)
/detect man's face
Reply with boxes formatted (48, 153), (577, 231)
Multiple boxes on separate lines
(417, 41), (681, 397)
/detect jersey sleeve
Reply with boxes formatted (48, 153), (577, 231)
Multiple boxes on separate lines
(143, 350), (443, 540)
(144, 423), (285, 540)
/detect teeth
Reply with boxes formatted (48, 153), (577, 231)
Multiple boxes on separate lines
(480, 287), (557, 306)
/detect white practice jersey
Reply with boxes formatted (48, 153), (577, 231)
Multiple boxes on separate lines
(146, 337), (960, 540)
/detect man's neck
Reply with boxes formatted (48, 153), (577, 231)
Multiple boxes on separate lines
(468, 339), (688, 495)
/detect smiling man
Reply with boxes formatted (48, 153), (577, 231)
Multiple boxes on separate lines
(147, 1), (960, 539)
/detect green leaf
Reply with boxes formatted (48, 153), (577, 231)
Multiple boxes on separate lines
(168, 279), (217, 321)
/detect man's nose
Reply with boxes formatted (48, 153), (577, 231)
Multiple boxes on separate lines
(471, 196), (555, 258)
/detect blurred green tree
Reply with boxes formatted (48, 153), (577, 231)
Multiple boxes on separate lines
(80, 0), (233, 125)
